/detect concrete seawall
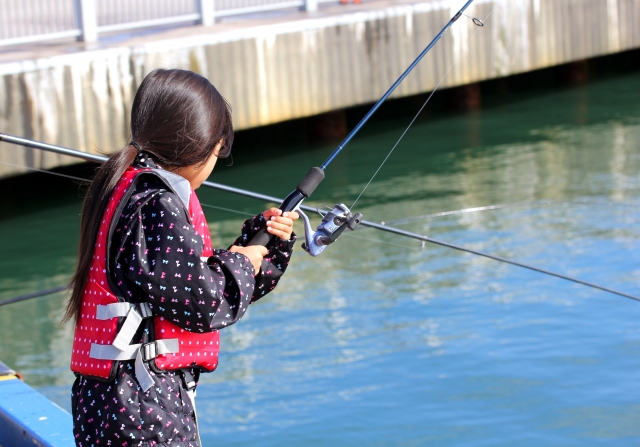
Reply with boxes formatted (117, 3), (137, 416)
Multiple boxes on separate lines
(0, 0), (639, 178)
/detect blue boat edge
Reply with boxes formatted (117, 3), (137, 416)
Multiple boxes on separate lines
(0, 359), (74, 447)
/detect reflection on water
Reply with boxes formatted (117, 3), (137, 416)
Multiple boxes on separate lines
(1, 72), (640, 445)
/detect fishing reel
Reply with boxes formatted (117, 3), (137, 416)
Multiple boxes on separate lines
(298, 204), (363, 257)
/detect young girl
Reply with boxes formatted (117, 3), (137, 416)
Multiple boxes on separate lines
(64, 68), (298, 446)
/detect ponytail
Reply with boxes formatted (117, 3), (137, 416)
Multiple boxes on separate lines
(63, 68), (234, 325)
(62, 144), (138, 325)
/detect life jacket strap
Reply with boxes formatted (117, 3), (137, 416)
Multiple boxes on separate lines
(90, 339), (179, 391)
(92, 302), (176, 391)
(135, 339), (179, 391)
(140, 339), (179, 362)
(179, 368), (199, 391)
(96, 303), (153, 351)
(89, 342), (143, 361)
(96, 302), (153, 320)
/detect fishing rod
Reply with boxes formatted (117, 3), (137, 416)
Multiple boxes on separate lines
(246, 0), (483, 253)
(1, 133), (640, 303)
(1, 1), (485, 258)
(0, 286), (67, 307)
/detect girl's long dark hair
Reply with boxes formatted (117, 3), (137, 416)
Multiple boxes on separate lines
(62, 69), (234, 325)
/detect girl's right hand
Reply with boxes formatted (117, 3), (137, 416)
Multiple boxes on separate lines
(229, 245), (269, 274)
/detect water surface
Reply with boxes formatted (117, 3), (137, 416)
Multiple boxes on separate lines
(1, 72), (640, 446)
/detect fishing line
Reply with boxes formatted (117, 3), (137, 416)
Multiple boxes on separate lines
(0, 163), (267, 307)
(351, 8), (494, 209)
(383, 198), (640, 226)
(3, 133), (640, 302)
(384, 201), (549, 226)
(0, 158), (261, 219)
(0, 160), (91, 183)
(356, 220), (640, 303)
(343, 231), (418, 250)
(200, 203), (254, 217)
(0, 285), (67, 307)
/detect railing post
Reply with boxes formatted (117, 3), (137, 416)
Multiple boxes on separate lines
(74, 0), (98, 43)
(196, 0), (215, 26)
(304, 0), (318, 13)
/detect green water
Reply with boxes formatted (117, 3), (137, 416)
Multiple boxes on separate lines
(1, 70), (640, 445)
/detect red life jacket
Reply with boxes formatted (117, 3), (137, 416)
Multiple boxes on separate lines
(70, 167), (220, 388)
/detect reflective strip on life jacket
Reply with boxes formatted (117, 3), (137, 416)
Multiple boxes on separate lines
(87, 301), (177, 391)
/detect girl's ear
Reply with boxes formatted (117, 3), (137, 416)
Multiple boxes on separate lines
(213, 139), (224, 156)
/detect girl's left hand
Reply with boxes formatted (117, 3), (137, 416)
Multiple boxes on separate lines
(263, 208), (299, 241)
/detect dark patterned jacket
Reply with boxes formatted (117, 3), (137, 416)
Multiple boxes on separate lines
(71, 162), (295, 447)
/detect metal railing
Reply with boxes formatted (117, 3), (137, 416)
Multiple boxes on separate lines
(0, 0), (336, 48)
(0, 0), (80, 47)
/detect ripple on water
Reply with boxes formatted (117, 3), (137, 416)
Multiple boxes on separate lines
(1, 72), (640, 446)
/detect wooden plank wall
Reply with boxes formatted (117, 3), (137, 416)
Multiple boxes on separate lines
(0, 0), (638, 177)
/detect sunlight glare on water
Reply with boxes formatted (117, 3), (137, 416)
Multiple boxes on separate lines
(0, 72), (639, 446)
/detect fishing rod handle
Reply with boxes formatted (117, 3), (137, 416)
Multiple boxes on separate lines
(247, 167), (325, 247)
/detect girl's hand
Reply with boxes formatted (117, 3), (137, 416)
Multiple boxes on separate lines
(229, 245), (269, 274)
(263, 208), (299, 241)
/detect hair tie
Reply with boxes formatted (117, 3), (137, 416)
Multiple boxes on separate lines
(130, 141), (147, 165)
(130, 141), (142, 153)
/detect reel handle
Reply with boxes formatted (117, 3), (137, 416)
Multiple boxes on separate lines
(247, 167), (324, 247)
(323, 212), (363, 244)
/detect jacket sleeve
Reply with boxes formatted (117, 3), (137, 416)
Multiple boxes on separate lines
(230, 213), (296, 302)
(113, 190), (256, 332)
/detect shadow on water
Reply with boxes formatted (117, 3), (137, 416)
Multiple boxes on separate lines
(1, 48), (639, 221)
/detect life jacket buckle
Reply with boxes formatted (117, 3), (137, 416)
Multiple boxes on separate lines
(136, 302), (153, 319)
(180, 369), (199, 391)
(141, 341), (158, 362)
